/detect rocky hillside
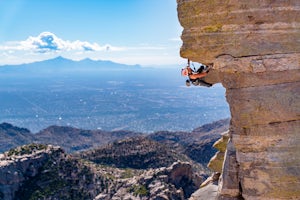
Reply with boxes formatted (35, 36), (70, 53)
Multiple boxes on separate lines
(0, 144), (107, 200)
(0, 123), (33, 152)
(0, 119), (229, 169)
(34, 125), (142, 152)
(0, 143), (203, 200)
(149, 118), (230, 165)
(78, 137), (204, 171)
(95, 161), (202, 200)
(177, 0), (300, 199)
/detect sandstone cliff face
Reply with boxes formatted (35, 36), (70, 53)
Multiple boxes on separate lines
(177, 0), (300, 199)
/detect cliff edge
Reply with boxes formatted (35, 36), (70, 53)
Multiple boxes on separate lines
(177, 0), (300, 199)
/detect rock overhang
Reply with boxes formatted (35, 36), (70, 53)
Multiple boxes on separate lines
(177, 0), (300, 199)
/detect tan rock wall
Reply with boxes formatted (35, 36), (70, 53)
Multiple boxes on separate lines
(177, 0), (300, 64)
(177, 0), (300, 199)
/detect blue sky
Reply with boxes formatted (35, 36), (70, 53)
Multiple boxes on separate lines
(0, 0), (184, 66)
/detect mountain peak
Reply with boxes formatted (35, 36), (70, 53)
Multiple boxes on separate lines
(80, 57), (94, 62)
(49, 56), (72, 62)
(54, 56), (65, 60)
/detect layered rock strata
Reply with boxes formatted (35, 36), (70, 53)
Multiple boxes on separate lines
(177, 0), (300, 199)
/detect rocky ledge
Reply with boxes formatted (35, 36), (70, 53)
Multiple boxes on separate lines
(177, 0), (300, 199)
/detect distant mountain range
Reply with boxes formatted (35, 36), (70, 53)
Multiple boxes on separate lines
(0, 56), (141, 74)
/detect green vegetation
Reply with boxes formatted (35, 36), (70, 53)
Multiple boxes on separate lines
(15, 158), (67, 199)
(14, 150), (96, 199)
(121, 168), (134, 179)
(202, 24), (223, 33)
(7, 149), (17, 157)
(129, 184), (149, 197)
(105, 173), (116, 180)
(29, 190), (45, 200)
(7, 144), (48, 157)
(79, 137), (188, 169)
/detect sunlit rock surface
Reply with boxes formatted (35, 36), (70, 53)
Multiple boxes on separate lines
(207, 131), (229, 173)
(177, 0), (300, 199)
(0, 145), (64, 199)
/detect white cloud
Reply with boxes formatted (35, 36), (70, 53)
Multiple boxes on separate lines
(0, 32), (166, 53)
(0, 32), (169, 53)
(0, 32), (183, 65)
(0, 32), (124, 53)
(0, 32), (119, 52)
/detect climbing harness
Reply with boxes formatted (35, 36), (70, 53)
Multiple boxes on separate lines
(181, 59), (212, 87)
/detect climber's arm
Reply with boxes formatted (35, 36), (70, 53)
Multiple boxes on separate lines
(189, 72), (208, 79)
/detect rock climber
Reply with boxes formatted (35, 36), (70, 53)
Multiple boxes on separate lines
(181, 59), (212, 87)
